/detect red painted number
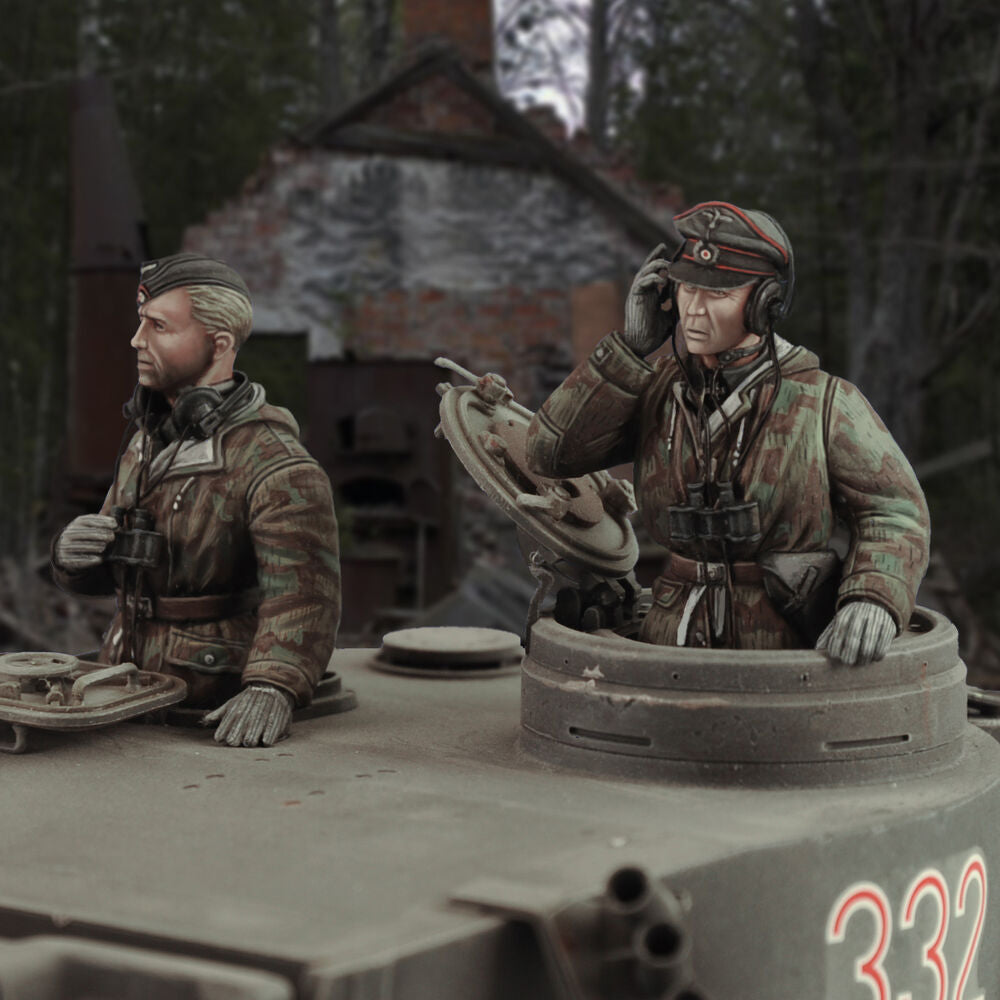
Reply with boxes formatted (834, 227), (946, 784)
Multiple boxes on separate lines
(826, 852), (988, 1000)
(954, 853), (986, 1000)
(900, 869), (949, 1000)
(827, 882), (892, 1000)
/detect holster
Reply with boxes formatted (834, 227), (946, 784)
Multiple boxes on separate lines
(758, 550), (841, 645)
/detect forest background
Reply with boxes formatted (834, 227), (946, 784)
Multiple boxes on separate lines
(2, 0), (999, 656)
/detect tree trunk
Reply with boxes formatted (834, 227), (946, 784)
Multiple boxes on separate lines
(845, 3), (941, 449)
(319, 0), (344, 114)
(791, 0), (952, 453)
(76, 0), (100, 75)
(586, 0), (610, 149)
(362, 0), (394, 88)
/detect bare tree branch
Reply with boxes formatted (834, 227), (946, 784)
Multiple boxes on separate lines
(698, 0), (790, 43)
(540, 31), (584, 121)
(930, 26), (1000, 335)
(918, 277), (1000, 385)
(791, 0), (870, 349)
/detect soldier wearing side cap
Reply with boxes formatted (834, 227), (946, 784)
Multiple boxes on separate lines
(526, 201), (929, 665)
(51, 253), (341, 745)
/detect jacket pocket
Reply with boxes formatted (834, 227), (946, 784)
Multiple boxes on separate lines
(652, 579), (686, 611)
(164, 623), (252, 675)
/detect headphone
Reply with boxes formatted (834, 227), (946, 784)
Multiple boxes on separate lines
(744, 216), (796, 337)
(124, 371), (255, 442)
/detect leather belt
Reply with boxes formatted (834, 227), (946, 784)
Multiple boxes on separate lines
(117, 590), (259, 622)
(661, 552), (764, 586)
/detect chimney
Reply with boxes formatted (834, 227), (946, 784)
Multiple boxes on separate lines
(67, 76), (147, 499)
(402, 0), (494, 70)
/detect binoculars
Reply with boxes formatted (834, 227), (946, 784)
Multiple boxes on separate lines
(667, 482), (761, 545)
(107, 506), (165, 570)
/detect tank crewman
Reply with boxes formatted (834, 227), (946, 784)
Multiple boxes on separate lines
(526, 202), (929, 665)
(51, 253), (341, 745)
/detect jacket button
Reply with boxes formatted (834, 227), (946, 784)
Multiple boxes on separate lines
(203, 653), (216, 666)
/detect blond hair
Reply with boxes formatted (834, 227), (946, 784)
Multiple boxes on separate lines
(186, 284), (253, 351)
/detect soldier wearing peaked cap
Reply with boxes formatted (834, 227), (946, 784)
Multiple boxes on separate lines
(527, 202), (929, 665)
(52, 252), (341, 745)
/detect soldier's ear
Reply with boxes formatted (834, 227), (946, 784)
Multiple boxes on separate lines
(210, 330), (236, 360)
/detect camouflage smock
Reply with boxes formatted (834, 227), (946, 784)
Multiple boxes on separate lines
(53, 383), (340, 707)
(526, 331), (930, 649)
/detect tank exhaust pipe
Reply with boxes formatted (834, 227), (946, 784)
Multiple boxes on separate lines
(597, 866), (702, 1000)
(452, 864), (711, 999)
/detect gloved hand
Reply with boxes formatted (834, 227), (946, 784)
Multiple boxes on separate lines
(816, 601), (897, 665)
(53, 514), (118, 571)
(623, 243), (674, 356)
(203, 683), (294, 747)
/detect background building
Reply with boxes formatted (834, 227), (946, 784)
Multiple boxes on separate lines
(174, 1), (679, 635)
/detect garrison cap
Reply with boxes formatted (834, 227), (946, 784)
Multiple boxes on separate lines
(136, 252), (251, 306)
(669, 201), (791, 290)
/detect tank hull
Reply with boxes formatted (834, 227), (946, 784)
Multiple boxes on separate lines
(0, 647), (997, 999)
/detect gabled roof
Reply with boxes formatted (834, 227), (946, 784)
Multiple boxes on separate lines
(295, 42), (681, 252)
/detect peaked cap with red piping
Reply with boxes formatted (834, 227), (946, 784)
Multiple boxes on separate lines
(669, 201), (791, 290)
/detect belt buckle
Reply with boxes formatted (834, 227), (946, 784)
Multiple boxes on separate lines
(122, 594), (153, 619)
(697, 562), (726, 585)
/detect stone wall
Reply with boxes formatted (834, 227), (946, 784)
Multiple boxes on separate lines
(185, 150), (645, 402)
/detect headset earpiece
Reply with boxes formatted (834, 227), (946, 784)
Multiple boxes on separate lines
(745, 278), (785, 337)
(746, 216), (795, 336)
(163, 386), (225, 442)
(125, 372), (254, 443)
(162, 372), (255, 442)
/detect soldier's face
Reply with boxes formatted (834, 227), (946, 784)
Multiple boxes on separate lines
(676, 282), (755, 362)
(131, 288), (215, 401)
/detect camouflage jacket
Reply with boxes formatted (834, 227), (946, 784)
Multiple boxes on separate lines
(526, 332), (930, 649)
(53, 383), (340, 707)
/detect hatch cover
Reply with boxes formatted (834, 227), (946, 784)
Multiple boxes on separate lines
(0, 653), (187, 753)
(372, 626), (522, 677)
(434, 358), (638, 580)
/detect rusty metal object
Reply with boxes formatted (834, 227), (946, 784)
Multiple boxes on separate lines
(311, 360), (456, 631)
(68, 77), (147, 490)
(435, 357), (638, 579)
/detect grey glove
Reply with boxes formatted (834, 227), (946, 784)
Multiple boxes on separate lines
(623, 243), (674, 356)
(816, 601), (897, 665)
(54, 514), (118, 571)
(203, 683), (294, 747)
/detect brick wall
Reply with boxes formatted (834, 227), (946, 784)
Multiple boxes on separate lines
(186, 151), (646, 386)
(347, 285), (572, 406)
(402, 0), (493, 69)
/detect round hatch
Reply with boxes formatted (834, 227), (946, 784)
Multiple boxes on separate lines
(372, 627), (522, 677)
